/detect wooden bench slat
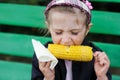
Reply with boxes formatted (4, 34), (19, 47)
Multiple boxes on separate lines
(93, 42), (120, 68)
(1, 60), (119, 80)
(0, 60), (31, 80)
(112, 75), (120, 80)
(0, 32), (52, 58)
(90, 11), (120, 36)
(0, 3), (46, 28)
(0, 32), (120, 68)
(1, 3), (120, 36)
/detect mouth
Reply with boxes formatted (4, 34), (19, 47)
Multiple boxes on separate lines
(66, 46), (70, 53)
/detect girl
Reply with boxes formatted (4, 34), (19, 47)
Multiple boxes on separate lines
(32, 0), (111, 80)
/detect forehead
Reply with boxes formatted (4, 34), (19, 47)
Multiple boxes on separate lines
(47, 6), (87, 23)
(48, 8), (86, 25)
(49, 12), (86, 30)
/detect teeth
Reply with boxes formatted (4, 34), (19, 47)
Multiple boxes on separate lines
(66, 46), (70, 53)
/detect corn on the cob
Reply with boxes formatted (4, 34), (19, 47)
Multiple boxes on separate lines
(48, 44), (93, 61)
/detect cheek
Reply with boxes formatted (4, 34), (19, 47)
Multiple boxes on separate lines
(73, 33), (86, 45)
(72, 36), (83, 45)
(51, 34), (61, 44)
(49, 29), (60, 44)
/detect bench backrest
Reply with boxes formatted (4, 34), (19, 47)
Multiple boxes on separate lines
(0, 2), (120, 68)
(0, 3), (120, 36)
(0, 1), (120, 80)
(0, 32), (52, 58)
(88, 0), (120, 68)
(88, 0), (120, 79)
(90, 11), (120, 36)
(0, 3), (46, 28)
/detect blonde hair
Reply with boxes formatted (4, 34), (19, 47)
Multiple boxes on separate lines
(45, 6), (88, 26)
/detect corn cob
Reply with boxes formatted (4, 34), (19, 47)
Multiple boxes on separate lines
(48, 44), (93, 61)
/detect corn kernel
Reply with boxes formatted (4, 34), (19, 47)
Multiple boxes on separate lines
(48, 44), (93, 61)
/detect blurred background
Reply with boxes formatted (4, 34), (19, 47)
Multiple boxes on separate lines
(0, 0), (120, 80)
(0, 0), (119, 43)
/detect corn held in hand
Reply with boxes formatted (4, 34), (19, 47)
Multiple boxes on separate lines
(48, 44), (93, 61)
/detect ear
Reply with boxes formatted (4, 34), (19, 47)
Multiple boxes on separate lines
(45, 21), (50, 30)
(45, 21), (51, 35)
(45, 21), (48, 28)
(86, 23), (93, 35)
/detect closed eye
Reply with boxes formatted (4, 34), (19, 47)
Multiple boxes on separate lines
(71, 32), (79, 35)
(55, 31), (62, 35)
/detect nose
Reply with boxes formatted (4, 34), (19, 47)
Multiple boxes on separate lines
(61, 34), (71, 46)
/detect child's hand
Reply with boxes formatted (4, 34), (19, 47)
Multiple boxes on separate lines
(94, 51), (110, 80)
(39, 61), (55, 80)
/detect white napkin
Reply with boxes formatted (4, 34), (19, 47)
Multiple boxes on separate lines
(32, 39), (58, 70)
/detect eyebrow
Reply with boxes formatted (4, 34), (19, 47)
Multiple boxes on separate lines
(70, 28), (82, 31)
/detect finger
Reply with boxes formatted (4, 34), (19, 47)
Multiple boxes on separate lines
(46, 61), (51, 68)
(94, 51), (99, 57)
(98, 52), (109, 63)
(39, 62), (47, 69)
(39, 62), (47, 66)
(98, 54), (106, 61)
(99, 59), (110, 72)
(99, 57), (110, 68)
(94, 51), (100, 62)
(94, 51), (108, 61)
(102, 52), (109, 61)
(99, 59), (107, 66)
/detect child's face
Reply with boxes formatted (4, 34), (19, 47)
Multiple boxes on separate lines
(47, 11), (90, 46)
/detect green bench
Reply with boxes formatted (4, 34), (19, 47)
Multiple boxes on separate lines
(90, 0), (120, 79)
(0, 60), (31, 80)
(0, 32), (52, 80)
(91, 11), (120, 80)
(0, 2), (120, 80)
(0, 3), (46, 28)
(0, 3), (51, 80)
